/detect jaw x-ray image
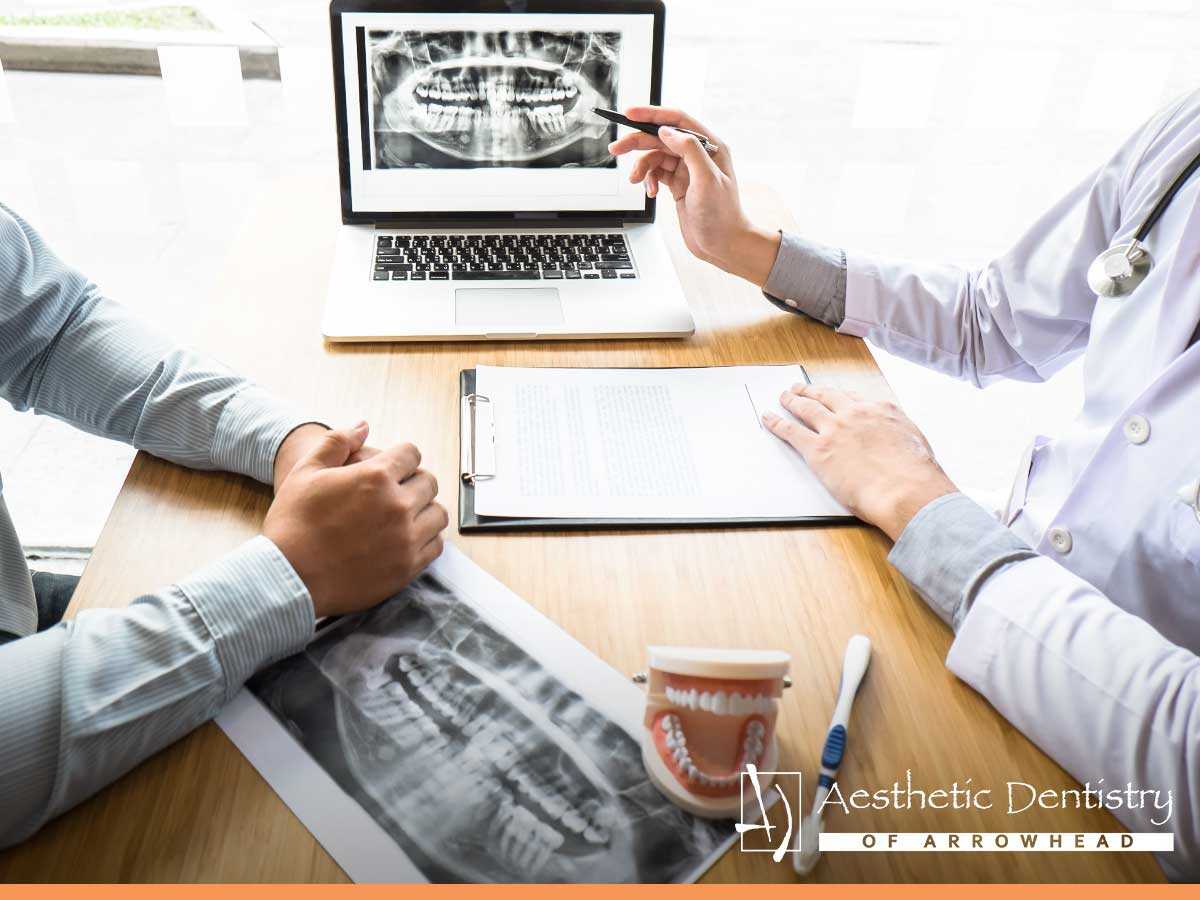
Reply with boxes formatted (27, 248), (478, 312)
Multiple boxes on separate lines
(246, 573), (730, 883)
(367, 29), (620, 169)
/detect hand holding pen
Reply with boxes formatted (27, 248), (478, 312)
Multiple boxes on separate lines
(604, 105), (782, 288)
(594, 107), (721, 154)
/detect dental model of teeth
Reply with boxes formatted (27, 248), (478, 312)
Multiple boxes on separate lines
(639, 646), (791, 818)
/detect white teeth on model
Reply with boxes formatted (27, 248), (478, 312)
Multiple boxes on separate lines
(666, 688), (775, 715)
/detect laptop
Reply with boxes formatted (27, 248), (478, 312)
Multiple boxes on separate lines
(324, 0), (694, 341)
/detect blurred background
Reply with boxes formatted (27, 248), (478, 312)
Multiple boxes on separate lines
(0, 0), (1197, 571)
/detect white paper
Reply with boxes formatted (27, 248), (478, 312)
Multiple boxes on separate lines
(472, 365), (848, 520)
(217, 543), (737, 883)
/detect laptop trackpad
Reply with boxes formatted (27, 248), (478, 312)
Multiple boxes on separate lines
(454, 287), (564, 329)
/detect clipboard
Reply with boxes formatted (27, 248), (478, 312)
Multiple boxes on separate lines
(458, 368), (857, 533)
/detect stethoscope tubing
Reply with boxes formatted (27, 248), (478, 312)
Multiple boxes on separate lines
(1134, 147), (1200, 242)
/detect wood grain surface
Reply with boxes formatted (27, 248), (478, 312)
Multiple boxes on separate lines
(0, 171), (1162, 883)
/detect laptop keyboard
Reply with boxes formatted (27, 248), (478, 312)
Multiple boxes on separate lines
(371, 232), (636, 282)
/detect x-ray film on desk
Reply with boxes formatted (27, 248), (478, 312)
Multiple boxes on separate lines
(216, 544), (734, 883)
(467, 364), (850, 522)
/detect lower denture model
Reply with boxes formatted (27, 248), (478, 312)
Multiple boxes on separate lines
(638, 646), (791, 818)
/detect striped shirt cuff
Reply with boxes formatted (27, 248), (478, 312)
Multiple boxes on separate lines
(887, 492), (1037, 630)
(761, 231), (847, 328)
(177, 535), (314, 697)
(211, 385), (321, 485)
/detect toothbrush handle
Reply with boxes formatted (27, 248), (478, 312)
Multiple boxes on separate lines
(822, 636), (872, 786)
(830, 634), (872, 727)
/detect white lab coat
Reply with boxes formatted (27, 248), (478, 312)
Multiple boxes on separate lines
(840, 90), (1200, 880)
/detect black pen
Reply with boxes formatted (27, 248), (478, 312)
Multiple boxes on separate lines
(593, 107), (720, 154)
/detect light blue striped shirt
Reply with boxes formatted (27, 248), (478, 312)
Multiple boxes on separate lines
(0, 204), (317, 848)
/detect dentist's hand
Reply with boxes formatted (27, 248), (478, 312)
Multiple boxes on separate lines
(762, 384), (958, 541)
(608, 106), (781, 286)
(264, 421), (449, 618)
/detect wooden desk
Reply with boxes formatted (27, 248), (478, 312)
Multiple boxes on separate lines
(0, 172), (1162, 884)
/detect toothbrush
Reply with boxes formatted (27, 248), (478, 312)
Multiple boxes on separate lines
(794, 634), (872, 876)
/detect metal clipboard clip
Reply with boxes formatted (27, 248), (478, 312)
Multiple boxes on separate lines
(460, 393), (496, 485)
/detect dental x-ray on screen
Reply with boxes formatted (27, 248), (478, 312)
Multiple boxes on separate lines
(367, 29), (620, 169)
(241, 546), (730, 883)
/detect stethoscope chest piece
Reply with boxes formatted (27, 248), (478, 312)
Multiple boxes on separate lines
(1087, 240), (1153, 298)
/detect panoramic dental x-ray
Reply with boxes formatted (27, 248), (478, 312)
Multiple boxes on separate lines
(247, 574), (728, 883)
(368, 28), (620, 168)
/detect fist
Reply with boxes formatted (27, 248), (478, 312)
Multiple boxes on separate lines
(264, 422), (449, 618)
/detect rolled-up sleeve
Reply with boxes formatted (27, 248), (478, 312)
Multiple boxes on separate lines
(761, 231), (847, 327)
(887, 492), (1036, 628)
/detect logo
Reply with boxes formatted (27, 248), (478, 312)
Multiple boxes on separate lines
(735, 764), (803, 862)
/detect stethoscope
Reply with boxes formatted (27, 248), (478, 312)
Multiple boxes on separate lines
(1085, 147), (1200, 522)
(1085, 148), (1200, 298)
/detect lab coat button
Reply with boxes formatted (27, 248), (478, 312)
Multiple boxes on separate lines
(1048, 526), (1073, 554)
(1123, 414), (1150, 445)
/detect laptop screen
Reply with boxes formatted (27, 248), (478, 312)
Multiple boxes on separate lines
(336, 10), (656, 218)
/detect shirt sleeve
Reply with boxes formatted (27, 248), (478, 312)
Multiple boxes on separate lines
(0, 536), (314, 848)
(761, 231), (847, 328)
(835, 95), (1192, 387)
(888, 493), (1199, 881)
(887, 492), (1037, 628)
(0, 202), (313, 485)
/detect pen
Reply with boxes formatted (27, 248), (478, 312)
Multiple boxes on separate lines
(593, 107), (720, 154)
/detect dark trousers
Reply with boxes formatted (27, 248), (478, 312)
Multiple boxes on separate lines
(0, 571), (79, 646)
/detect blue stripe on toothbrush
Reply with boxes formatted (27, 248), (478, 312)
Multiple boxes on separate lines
(821, 724), (846, 768)
(817, 724), (847, 788)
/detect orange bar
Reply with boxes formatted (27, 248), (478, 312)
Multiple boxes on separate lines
(2, 887), (1197, 899)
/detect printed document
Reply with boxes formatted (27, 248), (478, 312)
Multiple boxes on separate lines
(472, 365), (848, 520)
